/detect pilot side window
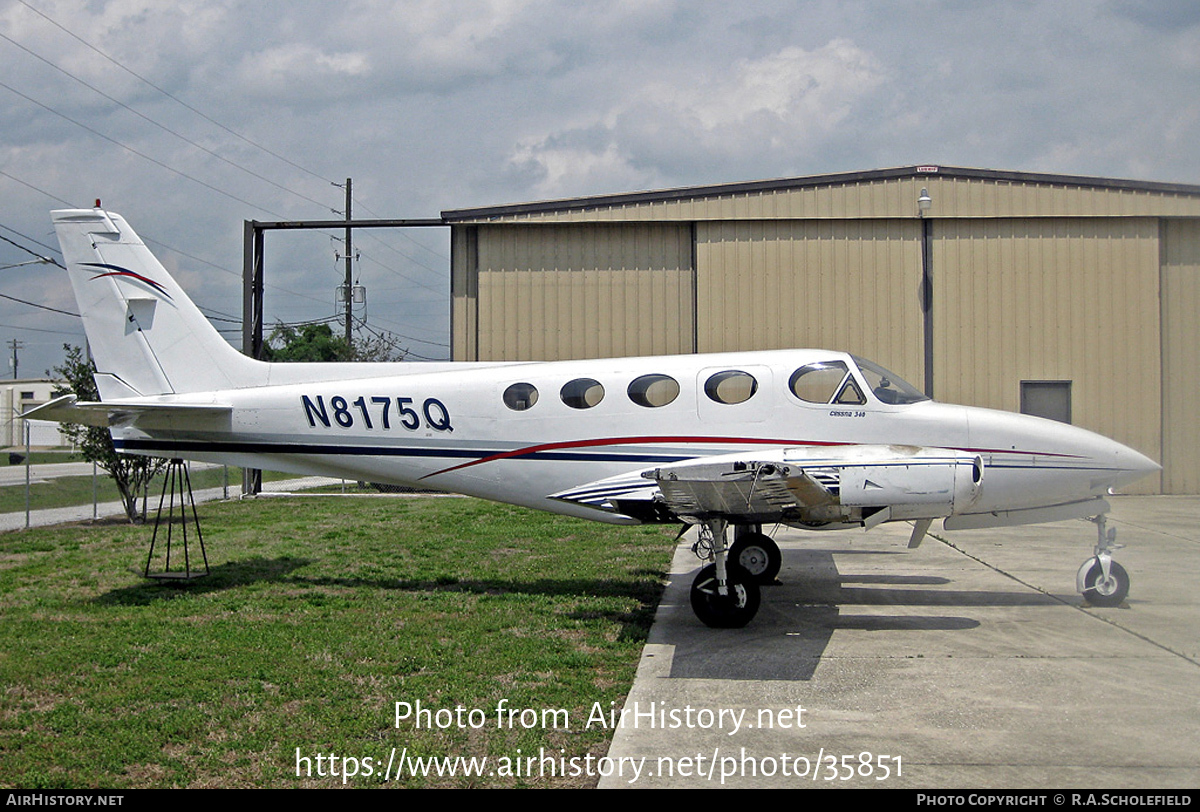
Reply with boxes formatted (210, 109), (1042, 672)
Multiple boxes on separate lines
(627, 374), (680, 408)
(789, 362), (863, 405)
(852, 356), (928, 405)
(560, 378), (605, 409)
(502, 382), (539, 411)
(704, 370), (758, 404)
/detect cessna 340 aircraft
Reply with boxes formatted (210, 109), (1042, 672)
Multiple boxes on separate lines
(29, 206), (1160, 627)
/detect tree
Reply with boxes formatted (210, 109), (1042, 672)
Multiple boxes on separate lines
(263, 321), (407, 363)
(263, 322), (351, 362)
(53, 345), (167, 523)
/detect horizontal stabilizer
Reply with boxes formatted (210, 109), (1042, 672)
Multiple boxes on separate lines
(22, 394), (231, 429)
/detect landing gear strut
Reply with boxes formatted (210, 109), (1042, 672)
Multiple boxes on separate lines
(1077, 514), (1129, 607)
(689, 519), (761, 628)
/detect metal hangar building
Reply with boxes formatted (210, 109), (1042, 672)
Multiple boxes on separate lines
(441, 165), (1200, 494)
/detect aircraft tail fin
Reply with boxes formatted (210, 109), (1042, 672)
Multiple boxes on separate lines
(52, 207), (265, 398)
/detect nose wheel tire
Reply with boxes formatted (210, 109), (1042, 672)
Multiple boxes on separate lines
(1082, 560), (1129, 607)
(729, 532), (781, 584)
(690, 563), (761, 628)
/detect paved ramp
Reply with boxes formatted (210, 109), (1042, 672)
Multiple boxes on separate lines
(601, 496), (1200, 788)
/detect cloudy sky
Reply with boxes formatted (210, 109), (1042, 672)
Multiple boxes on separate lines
(1, 0), (1198, 378)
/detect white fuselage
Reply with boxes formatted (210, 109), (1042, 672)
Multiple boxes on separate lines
(107, 349), (1158, 526)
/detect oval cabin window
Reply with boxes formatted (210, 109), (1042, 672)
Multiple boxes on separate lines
(704, 370), (758, 404)
(502, 382), (539, 411)
(790, 362), (850, 403)
(560, 378), (605, 409)
(627, 374), (680, 408)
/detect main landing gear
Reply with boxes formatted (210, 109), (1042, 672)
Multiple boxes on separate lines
(729, 525), (782, 584)
(1077, 513), (1130, 607)
(689, 520), (779, 628)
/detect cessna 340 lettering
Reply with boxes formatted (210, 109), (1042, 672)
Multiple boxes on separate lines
(29, 207), (1160, 627)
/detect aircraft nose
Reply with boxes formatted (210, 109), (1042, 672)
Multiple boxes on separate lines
(1104, 438), (1161, 490)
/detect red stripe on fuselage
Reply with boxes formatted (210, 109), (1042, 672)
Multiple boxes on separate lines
(418, 435), (1088, 481)
(419, 435), (848, 480)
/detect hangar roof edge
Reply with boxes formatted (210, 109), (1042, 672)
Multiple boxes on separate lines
(441, 165), (1200, 222)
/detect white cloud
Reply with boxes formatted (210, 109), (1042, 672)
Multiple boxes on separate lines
(236, 43), (371, 97)
(508, 140), (653, 199)
(685, 40), (884, 133)
(509, 39), (889, 197)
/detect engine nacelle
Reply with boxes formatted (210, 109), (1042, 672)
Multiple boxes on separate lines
(835, 448), (983, 516)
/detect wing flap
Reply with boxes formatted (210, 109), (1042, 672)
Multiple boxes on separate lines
(650, 459), (820, 521)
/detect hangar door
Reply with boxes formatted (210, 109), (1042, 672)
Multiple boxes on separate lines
(694, 219), (925, 388)
(933, 217), (1163, 494)
(470, 223), (695, 361)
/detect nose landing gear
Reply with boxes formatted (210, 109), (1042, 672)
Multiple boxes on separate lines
(1077, 514), (1129, 607)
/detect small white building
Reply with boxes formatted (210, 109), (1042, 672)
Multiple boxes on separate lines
(2, 379), (68, 447)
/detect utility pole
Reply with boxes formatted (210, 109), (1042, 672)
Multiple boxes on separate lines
(343, 178), (353, 344)
(8, 339), (22, 379)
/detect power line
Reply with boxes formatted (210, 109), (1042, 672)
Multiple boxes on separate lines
(0, 28), (337, 213)
(0, 78), (283, 216)
(199, 311), (241, 325)
(0, 169), (75, 208)
(6, 5), (454, 357)
(0, 292), (78, 318)
(353, 195), (451, 263)
(15, 0), (339, 189)
(0, 322), (84, 337)
(0, 229), (64, 269)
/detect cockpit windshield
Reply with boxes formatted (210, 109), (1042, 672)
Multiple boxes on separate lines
(851, 356), (929, 405)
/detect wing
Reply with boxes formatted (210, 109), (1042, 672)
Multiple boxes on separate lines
(550, 445), (984, 528)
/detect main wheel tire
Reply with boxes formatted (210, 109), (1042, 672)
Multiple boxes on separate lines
(690, 563), (761, 628)
(1082, 560), (1129, 607)
(729, 532), (781, 584)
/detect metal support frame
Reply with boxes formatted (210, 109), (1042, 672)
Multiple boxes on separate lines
(145, 459), (209, 581)
(239, 210), (445, 494)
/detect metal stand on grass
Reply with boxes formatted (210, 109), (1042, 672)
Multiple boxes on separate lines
(145, 459), (209, 581)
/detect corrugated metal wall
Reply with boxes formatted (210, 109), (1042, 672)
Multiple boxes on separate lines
(1162, 219), (1200, 493)
(447, 169), (1200, 492)
(454, 223), (694, 361)
(694, 219), (924, 388)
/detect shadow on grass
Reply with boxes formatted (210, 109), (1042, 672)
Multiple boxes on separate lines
(95, 556), (669, 642)
(95, 556), (316, 605)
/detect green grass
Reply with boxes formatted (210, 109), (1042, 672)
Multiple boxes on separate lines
(0, 465), (290, 515)
(0, 495), (676, 788)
